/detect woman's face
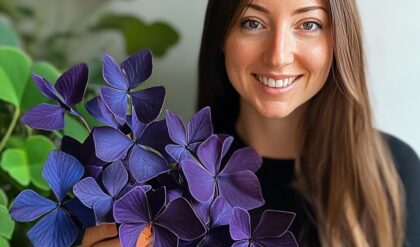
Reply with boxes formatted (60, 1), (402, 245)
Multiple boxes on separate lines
(224, 0), (333, 118)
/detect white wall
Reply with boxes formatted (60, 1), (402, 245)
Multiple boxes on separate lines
(112, 0), (420, 155)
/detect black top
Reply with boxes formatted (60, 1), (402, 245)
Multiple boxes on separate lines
(229, 131), (420, 246)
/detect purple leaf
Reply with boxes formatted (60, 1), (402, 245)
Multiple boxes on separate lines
(127, 107), (147, 139)
(211, 196), (233, 227)
(197, 135), (223, 175)
(28, 208), (78, 247)
(121, 49), (153, 89)
(21, 103), (65, 130)
(63, 197), (96, 228)
(230, 207), (251, 240)
(114, 186), (150, 224)
(100, 86), (127, 120)
(85, 96), (121, 128)
(54, 63), (88, 105)
(166, 144), (192, 163)
(254, 232), (298, 247)
(222, 147), (262, 174)
(166, 110), (187, 145)
(92, 198), (114, 223)
(73, 177), (109, 208)
(148, 187), (167, 220)
(9, 189), (56, 222)
(153, 226), (179, 247)
(102, 53), (128, 90)
(42, 150), (84, 202)
(218, 170), (264, 210)
(232, 241), (250, 247)
(187, 106), (213, 143)
(93, 127), (133, 162)
(131, 86), (165, 124)
(31, 74), (61, 102)
(102, 161), (128, 197)
(182, 159), (215, 202)
(128, 145), (169, 183)
(138, 119), (173, 162)
(155, 197), (206, 240)
(253, 210), (295, 238)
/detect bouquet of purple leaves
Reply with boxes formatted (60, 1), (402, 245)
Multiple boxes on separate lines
(8, 49), (298, 247)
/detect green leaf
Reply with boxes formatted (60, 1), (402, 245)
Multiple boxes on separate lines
(0, 237), (9, 247)
(21, 61), (61, 111)
(0, 189), (7, 207)
(0, 204), (15, 240)
(4, 136), (24, 149)
(24, 136), (56, 190)
(0, 22), (19, 47)
(95, 14), (179, 57)
(64, 115), (89, 143)
(0, 148), (29, 186)
(0, 47), (32, 107)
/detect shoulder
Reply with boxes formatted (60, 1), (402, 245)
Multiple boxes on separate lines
(380, 131), (420, 246)
(380, 131), (420, 174)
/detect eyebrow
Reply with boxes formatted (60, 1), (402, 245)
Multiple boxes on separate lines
(248, 3), (327, 15)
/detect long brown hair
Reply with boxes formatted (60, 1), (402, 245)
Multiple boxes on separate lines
(197, 0), (405, 246)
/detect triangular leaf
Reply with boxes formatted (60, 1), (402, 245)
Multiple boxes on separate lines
(0, 148), (30, 186)
(24, 135), (56, 191)
(0, 47), (32, 107)
(0, 205), (15, 239)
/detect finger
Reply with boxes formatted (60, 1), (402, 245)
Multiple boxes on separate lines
(92, 237), (121, 247)
(81, 223), (118, 247)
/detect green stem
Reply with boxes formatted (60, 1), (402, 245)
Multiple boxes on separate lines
(78, 116), (91, 132)
(0, 107), (20, 153)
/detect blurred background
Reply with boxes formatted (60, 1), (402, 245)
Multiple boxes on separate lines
(0, 0), (418, 246)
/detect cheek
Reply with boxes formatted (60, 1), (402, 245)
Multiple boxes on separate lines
(299, 37), (333, 81)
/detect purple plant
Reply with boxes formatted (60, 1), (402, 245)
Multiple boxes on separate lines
(100, 50), (165, 123)
(10, 49), (299, 247)
(113, 186), (206, 246)
(165, 107), (213, 163)
(21, 64), (88, 130)
(9, 151), (86, 247)
(181, 134), (265, 210)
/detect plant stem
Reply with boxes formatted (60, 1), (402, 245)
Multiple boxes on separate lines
(0, 107), (20, 153)
(79, 116), (91, 132)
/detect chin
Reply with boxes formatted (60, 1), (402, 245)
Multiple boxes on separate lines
(255, 105), (296, 119)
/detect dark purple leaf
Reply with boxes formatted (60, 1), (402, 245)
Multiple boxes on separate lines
(73, 177), (109, 208)
(254, 232), (298, 247)
(54, 63), (88, 105)
(21, 103), (65, 130)
(153, 225), (178, 247)
(218, 170), (264, 210)
(63, 197), (96, 228)
(148, 187), (166, 220)
(155, 197), (206, 240)
(121, 49), (153, 89)
(114, 186), (150, 224)
(130, 86), (165, 124)
(197, 135), (223, 175)
(31, 74), (61, 102)
(211, 196), (233, 227)
(85, 96), (121, 128)
(253, 210), (295, 238)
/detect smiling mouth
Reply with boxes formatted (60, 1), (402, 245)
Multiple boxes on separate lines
(254, 74), (302, 88)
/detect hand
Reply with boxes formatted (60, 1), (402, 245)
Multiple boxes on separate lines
(78, 223), (154, 247)
(78, 223), (120, 247)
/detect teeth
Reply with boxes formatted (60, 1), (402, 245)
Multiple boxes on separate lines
(256, 75), (297, 88)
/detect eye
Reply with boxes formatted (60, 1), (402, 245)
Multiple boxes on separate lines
(301, 21), (322, 32)
(241, 19), (264, 30)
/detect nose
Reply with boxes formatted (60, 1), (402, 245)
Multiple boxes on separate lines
(263, 27), (295, 68)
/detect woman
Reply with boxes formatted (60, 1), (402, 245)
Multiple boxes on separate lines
(82, 0), (420, 246)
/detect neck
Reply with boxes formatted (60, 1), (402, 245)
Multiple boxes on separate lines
(235, 99), (305, 159)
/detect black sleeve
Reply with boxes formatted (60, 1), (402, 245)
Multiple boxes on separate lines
(382, 133), (420, 247)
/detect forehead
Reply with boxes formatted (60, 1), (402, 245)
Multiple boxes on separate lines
(243, 0), (328, 13)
